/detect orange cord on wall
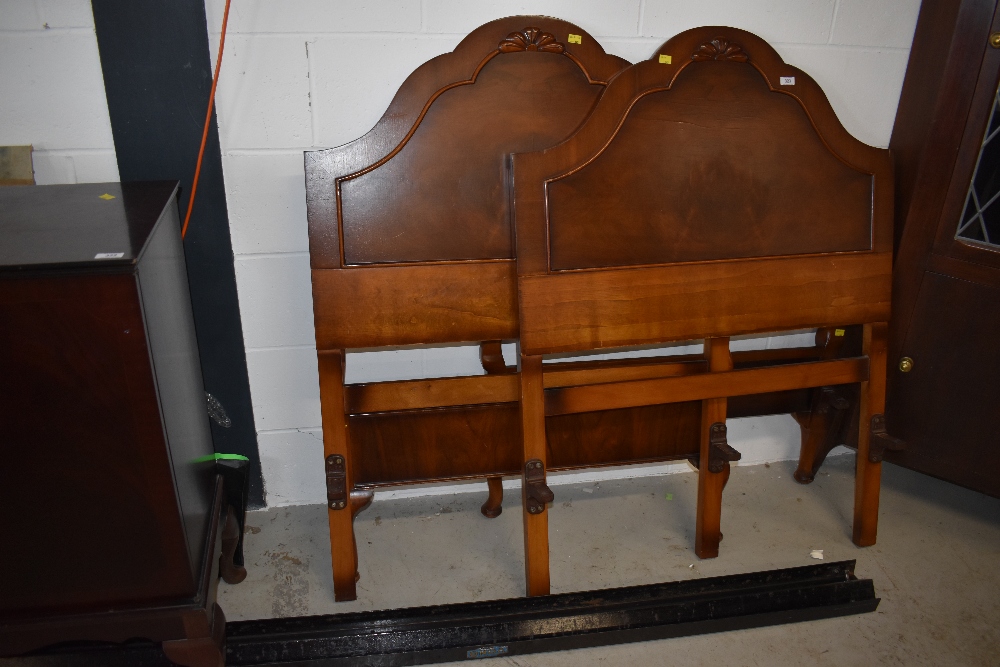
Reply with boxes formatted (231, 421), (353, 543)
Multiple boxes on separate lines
(181, 0), (233, 239)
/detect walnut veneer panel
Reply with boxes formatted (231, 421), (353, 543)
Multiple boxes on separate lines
(342, 54), (604, 264)
(547, 62), (873, 270)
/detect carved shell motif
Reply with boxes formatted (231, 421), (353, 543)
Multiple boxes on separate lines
(498, 27), (566, 53)
(691, 38), (749, 62)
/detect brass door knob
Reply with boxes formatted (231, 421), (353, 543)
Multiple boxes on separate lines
(899, 357), (914, 373)
(991, 32), (1000, 48)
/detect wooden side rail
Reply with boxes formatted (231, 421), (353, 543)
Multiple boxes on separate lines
(545, 357), (870, 416)
(346, 374), (519, 414)
(342, 343), (833, 415)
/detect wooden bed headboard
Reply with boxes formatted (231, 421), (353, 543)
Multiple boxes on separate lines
(305, 17), (629, 349)
(509, 28), (898, 580)
(304, 21), (898, 603)
(512, 26), (894, 354)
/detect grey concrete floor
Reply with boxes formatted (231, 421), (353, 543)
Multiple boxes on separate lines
(218, 455), (1000, 666)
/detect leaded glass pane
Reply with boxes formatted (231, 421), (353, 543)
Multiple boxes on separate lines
(957, 85), (1000, 247)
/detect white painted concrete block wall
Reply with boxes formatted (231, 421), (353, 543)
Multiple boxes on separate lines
(206, 0), (921, 507)
(0, 0), (119, 184)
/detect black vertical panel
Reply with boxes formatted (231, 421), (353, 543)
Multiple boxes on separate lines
(92, 0), (264, 508)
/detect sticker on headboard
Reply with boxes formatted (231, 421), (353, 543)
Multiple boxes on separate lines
(658, 54), (672, 64)
(780, 76), (796, 85)
(94, 252), (125, 259)
(567, 33), (582, 44)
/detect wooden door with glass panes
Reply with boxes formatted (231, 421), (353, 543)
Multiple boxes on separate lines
(887, 0), (1000, 497)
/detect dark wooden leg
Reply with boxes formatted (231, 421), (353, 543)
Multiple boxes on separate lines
(519, 353), (550, 597)
(853, 323), (888, 547)
(479, 342), (513, 520)
(793, 387), (851, 484)
(318, 350), (362, 602)
(219, 504), (247, 585)
(482, 476), (504, 518)
(793, 327), (848, 483)
(695, 338), (732, 559)
(161, 604), (225, 667)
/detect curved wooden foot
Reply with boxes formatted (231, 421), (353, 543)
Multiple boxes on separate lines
(161, 604), (225, 667)
(481, 476), (504, 518)
(349, 490), (374, 586)
(794, 328), (852, 484)
(793, 387), (850, 484)
(219, 504), (247, 585)
(480, 341), (514, 375)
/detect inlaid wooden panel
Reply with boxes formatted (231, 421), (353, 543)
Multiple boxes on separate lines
(546, 62), (874, 270)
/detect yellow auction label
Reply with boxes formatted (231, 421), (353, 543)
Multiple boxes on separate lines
(568, 34), (582, 44)
(658, 54), (672, 64)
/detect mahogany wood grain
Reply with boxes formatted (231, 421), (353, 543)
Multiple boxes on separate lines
(853, 323), (888, 546)
(346, 374), (519, 414)
(544, 357), (869, 417)
(517, 253), (891, 355)
(317, 350), (360, 602)
(519, 354), (549, 596)
(695, 338), (732, 559)
(311, 262), (517, 349)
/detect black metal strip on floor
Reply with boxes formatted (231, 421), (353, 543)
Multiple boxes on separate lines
(1, 561), (878, 667)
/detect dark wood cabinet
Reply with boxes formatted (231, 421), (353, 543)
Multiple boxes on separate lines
(0, 182), (229, 666)
(887, 0), (1000, 497)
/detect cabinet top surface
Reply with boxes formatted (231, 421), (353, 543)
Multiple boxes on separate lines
(0, 181), (179, 272)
